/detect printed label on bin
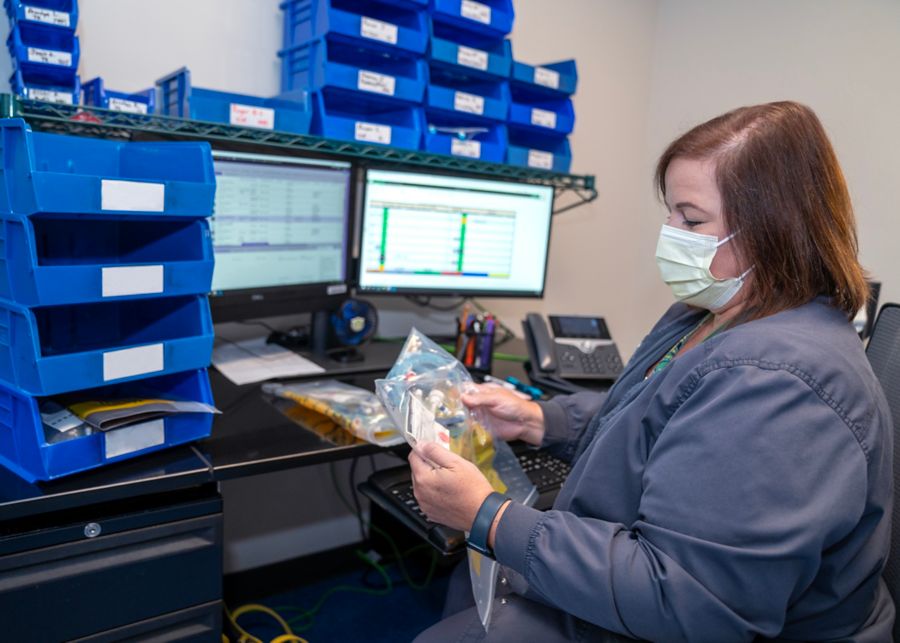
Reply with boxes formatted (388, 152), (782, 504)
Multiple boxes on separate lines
(531, 107), (558, 129)
(105, 418), (165, 460)
(102, 265), (164, 298)
(534, 67), (561, 90)
(108, 97), (149, 114)
(103, 343), (164, 381)
(354, 121), (392, 145)
(527, 149), (554, 170)
(101, 180), (165, 212)
(357, 70), (396, 96)
(461, 0), (492, 25)
(26, 47), (72, 67)
(360, 16), (398, 45)
(457, 45), (489, 71)
(28, 88), (73, 104)
(230, 103), (275, 130)
(451, 139), (482, 158)
(454, 91), (485, 115)
(24, 6), (71, 27)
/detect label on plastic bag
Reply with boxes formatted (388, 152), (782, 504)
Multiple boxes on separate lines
(101, 179), (165, 212)
(355, 121), (392, 145)
(454, 91), (485, 115)
(24, 6), (71, 27)
(360, 16), (398, 45)
(534, 67), (561, 89)
(27, 47), (72, 67)
(230, 103), (275, 129)
(105, 419), (165, 459)
(406, 395), (450, 450)
(451, 139), (481, 158)
(108, 97), (149, 114)
(531, 107), (558, 129)
(527, 149), (554, 170)
(461, 0), (491, 24)
(102, 265), (164, 297)
(357, 70), (396, 96)
(457, 45), (489, 71)
(28, 88), (73, 104)
(103, 343), (164, 381)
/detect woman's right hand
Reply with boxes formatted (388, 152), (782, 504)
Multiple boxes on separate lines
(461, 384), (545, 446)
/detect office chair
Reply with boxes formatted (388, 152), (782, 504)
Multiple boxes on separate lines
(864, 303), (900, 641)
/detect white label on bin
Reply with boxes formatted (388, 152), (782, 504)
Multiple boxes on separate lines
(105, 419), (165, 460)
(354, 121), (392, 145)
(103, 343), (164, 381)
(527, 149), (554, 169)
(451, 139), (481, 158)
(24, 6), (71, 27)
(101, 180), (165, 212)
(531, 107), (558, 129)
(360, 16), (398, 45)
(102, 265), (164, 298)
(461, 0), (491, 24)
(27, 47), (72, 67)
(357, 70), (396, 96)
(457, 45), (488, 71)
(230, 103), (275, 130)
(28, 88), (73, 104)
(108, 97), (148, 114)
(453, 91), (485, 115)
(534, 67), (561, 89)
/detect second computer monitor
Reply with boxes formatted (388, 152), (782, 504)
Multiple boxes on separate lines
(357, 169), (554, 298)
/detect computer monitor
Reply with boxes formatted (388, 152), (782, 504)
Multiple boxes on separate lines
(208, 150), (353, 322)
(356, 169), (554, 297)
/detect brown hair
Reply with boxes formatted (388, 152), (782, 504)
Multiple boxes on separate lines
(655, 101), (868, 319)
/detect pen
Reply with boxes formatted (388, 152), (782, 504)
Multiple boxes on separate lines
(483, 374), (516, 390)
(506, 376), (543, 400)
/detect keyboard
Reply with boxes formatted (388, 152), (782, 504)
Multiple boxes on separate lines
(359, 445), (572, 554)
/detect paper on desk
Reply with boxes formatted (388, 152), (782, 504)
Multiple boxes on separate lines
(212, 337), (325, 385)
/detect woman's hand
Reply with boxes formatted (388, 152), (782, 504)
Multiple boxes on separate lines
(461, 384), (546, 445)
(409, 442), (495, 531)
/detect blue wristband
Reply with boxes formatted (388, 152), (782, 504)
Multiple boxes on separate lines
(467, 491), (510, 558)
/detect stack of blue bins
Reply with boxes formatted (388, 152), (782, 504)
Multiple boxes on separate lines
(4, 0), (80, 105)
(82, 76), (156, 115)
(0, 118), (218, 482)
(279, 0), (428, 149)
(425, 0), (514, 163)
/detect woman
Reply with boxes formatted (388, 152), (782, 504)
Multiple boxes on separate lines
(410, 102), (893, 642)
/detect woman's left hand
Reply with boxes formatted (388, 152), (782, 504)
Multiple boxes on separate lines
(409, 442), (496, 531)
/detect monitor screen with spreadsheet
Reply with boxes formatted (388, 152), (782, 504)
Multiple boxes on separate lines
(356, 169), (554, 298)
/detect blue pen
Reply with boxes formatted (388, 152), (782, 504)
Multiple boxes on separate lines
(506, 376), (543, 400)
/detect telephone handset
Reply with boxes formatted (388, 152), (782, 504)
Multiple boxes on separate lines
(523, 313), (624, 382)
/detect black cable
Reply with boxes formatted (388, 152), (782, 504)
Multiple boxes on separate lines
(349, 457), (367, 541)
(235, 319), (279, 333)
(405, 295), (469, 312)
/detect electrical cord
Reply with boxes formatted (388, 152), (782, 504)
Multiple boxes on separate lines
(235, 319), (280, 333)
(405, 295), (469, 312)
(224, 602), (309, 643)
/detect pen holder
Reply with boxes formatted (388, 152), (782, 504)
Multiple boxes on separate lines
(455, 318), (496, 375)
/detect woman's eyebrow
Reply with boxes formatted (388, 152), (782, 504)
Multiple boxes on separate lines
(674, 201), (712, 216)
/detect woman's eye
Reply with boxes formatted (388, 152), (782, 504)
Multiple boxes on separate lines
(683, 218), (701, 228)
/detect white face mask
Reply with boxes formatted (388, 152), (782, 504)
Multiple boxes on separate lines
(655, 224), (753, 311)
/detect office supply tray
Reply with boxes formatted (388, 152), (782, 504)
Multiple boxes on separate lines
(507, 127), (572, 173)
(429, 0), (513, 38)
(156, 68), (311, 135)
(0, 118), (216, 217)
(423, 112), (506, 162)
(510, 58), (578, 97)
(6, 21), (79, 86)
(282, 0), (427, 55)
(508, 89), (575, 135)
(0, 295), (214, 396)
(280, 37), (426, 104)
(311, 88), (422, 149)
(9, 68), (79, 105)
(0, 369), (213, 482)
(428, 19), (511, 79)
(425, 65), (509, 121)
(4, 0), (77, 30)
(0, 215), (213, 307)
(82, 77), (155, 114)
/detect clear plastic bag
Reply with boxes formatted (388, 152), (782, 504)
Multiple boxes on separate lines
(376, 328), (536, 631)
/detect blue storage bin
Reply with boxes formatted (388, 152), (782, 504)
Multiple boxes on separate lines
(0, 119), (216, 218)
(6, 21), (79, 86)
(510, 58), (578, 96)
(508, 90), (575, 135)
(280, 38), (426, 105)
(0, 369), (214, 482)
(4, 0), (77, 30)
(428, 19), (511, 79)
(430, 0), (513, 38)
(82, 77), (155, 114)
(0, 215), (214, 307)
(156, 67), (311, 135)
(0, 295), (214, 396)
(312, 89), (422, 149)
(507, 127), (571, 173)
(10, 68), (79, 105)
(423, 114), (506, 162)
(282, 0), (427, 55)
(426, 66), (509, 121)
